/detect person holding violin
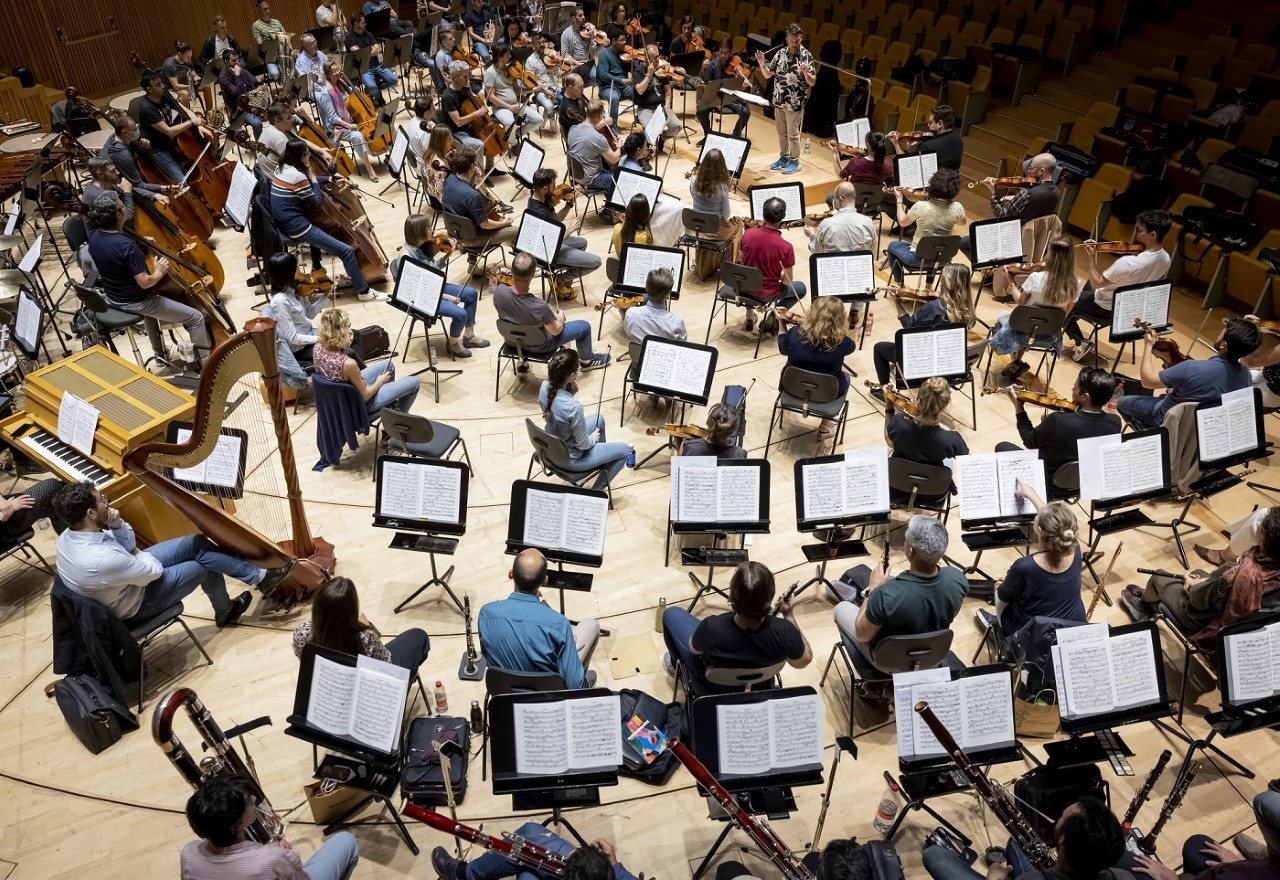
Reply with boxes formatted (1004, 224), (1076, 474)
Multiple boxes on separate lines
(738, 196), (809, 330)
(463, 0), (498, 64)
(217, 50), (265, 140)
(314, 61), (382, 181)
(756, 24), (816, 176)
(615, 132), (652, 173)
(161, 41), (198, 107)
(136, 70), (214, 185)
(493, 253), (609, 369)
(251, 0), (289, 82)
(810, 182), (875, 255)
(886, 168), (966, 284)
(395, 214), (490, 359)
(998, 368), (1120, 490)
(668, 16), (700, 57)
(988, 237), (1081, 382)
(567, 100), (622, 196)
(778, 296), (856, 439)
(597, 27), (634, 126)
(1117, 317), (1259, 433)
(265, 251), (326, 374)
(632, 43), (681, 144)
(679, 403), (747, 459)
(420, 124), (455, 204)
(435, 26), (463, 77)
(85, 192), (210, 367)
(557, 73), (590, 131)
(1239, 315), (1280, 409)
(483, 45), (545, 141)
(889, 104), (963, 172)
(440, 147), (516, 266)
(871, 264), (977, 390)
(695, 41), (751, 144)
(623, 267), (686, 344)
(959, 152), (1059, 263)
(198, 15), (243, 69)
(344, 13), (399, 107)
(406, 95), (437, 164)
(1064, 209), (1174, 361)
(539, 348), (633, 493)
(559, 5), (599, 86)
(99, 117), (178, 209)
(883, 377), (968, 499)
(527, 167), (602, 274)
(612, 193), (654, 255)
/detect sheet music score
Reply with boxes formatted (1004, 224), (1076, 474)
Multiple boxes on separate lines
(17, 234), (40, 273)
(305, 653), (409, 755)
(1223, 621), (1280, 705)
(1196, 387), (1260, 464)
(14, 287), (40, 357)
(514, 139), (545, 185)
(388, 127), (409, 175)
(392, 257), (445, 317)
(955, 450), (1046, 521)
(636, 339), (713, 399)
(716, 693), (823, 775)
(1110, 282), (1172, 335)
(620, 245), (685, 293)
(671, 460), (762, 523)
(512, 695), (623, 774)
(609, 168), (661, 210)
(523, 488), (608, 557)
(516, 211), (564, 266)
(750, 184), (804, 224)
(835, 117), (870, 148)
(801, 448), (890, 522)
(378, 460), (462, 524)
(3, 204), (18, 236)
(895, 153), (939, 191)
(900, 325), (968, 380)
(701, 133), (748, 177)
(893, 668), (951, 756)
(643, 105), (667, 145)
(812, 252), (875, 298)
(972, 219), (1023, 265)
(223, 162), (257, 229)
(57, 392), (99, 457)
(906, 671), (1015, 758)
(171, 428), (242, 491)
(1052, 627), (1162, 720)
(1077, 433), (1166, 501)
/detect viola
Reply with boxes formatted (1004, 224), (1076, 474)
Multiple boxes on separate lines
(507, 61), (539, 90)
(543, 49), (577, 72)
(1134, 319), (1190, 366)
(548, 181), (577, 207)
(823, 140), (866, 159)
(1253, 319), (1280, 336)
(295, 267), (334, 299)
(452, 44), (482, 67)
(620, 45), (643, 63)
(1007, 260), (1045, 273)
(488, 266), (515, 286)
(688, 32), (711, 61)
(878, 285), (938, 301)
(645, 423), (705, 439)
(890, 130), (933, 143)
(982, 387), (1078, 412)
(968, 176), (1037, 189)
(1079, 241), (1145, 255)
(596, 294), (643, 311)
(865, 380), (919, 418)
(723, 54), (747, 78)
(429, 232), (455, 256)
(654, 60), (685, 84)
(595, 118), (619, 153)
(625, 16), (650, 35)
(804, 209), (833, 226)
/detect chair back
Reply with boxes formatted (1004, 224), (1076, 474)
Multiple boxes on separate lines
(566, 153), (589, 185)
(1007, 305), (1067, 349)
(869, 628), (955, 673)
(912, 235), (962, 270)
(72, 281), (113, 315)
(682, 208), (723, 236)
(779, 365), (844, 411)
(703, 661), (785, 691)
(312, 373), (373, 430)
(887, 457), (954, 501)
(62, 215), (90, 252)
(1051, 461), (1080, 495)
(718, 260), (763, 295)
(496, 319), (551, 356)
(484, 665), (567, 697)
(605, 256), (619, 283)
(853, 183), (885, 215)
(379, 408), (436, 449)
(526, 417), (578, 473)
(626, 340), (643, 381)
(442, 211), (480, 243)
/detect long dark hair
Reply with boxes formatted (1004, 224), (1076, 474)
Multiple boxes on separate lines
(865, 130), (887, 164)
(542, 348), (579, 418)
(280, 137), (310, 175)
(620, 193), (650, 245)
(309, 577), (373, 656)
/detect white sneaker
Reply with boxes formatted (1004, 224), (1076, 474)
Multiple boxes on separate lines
(974, 608), (996, 631)
(662, 651), (675, 677)
(358, 290), (389, 302)
(1070, 341), (1093, 362)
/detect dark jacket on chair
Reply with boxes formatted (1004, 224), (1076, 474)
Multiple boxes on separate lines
(312, 373), (372, 470)
(51, 577), (141, 705)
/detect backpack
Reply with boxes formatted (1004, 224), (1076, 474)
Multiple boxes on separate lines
(618, 688), (683, 784)
(51, 674), (138, 754)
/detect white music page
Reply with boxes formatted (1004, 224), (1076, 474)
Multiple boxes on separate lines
(813, 252), (875, 298)
(769, 694), (823, 768)
(1196, 386), (1258, 463)
(567, 695), (623, 769)
(609, 168), (661, 210)
(171, 428), (241, 491)
(835, 117), (870, 148)
(750, 184), (803, 223)
(393, 258), (445, 317)
(702, 132), (747, 176)
(637, 340), (713, 400)
(514, 702), (571, 774)
(621, 245), (685, 293)
(973, 219), (1023, 265)
(716, 702), (772, 775)
(516, 211), (563, 266)
(893, 667), (951, 757)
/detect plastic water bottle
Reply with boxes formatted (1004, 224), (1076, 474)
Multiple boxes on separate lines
(434, 681), (449, 713)
(864, 310), (875, 334)
(626, 447), (637, 468)
(805, 137), (812, 155)
(655, 597), (667, 632)
(872, 784), (900, 834)
(470, 699), (484, 734)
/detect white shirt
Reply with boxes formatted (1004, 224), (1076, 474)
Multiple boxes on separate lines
(268, 289), (324, 350)
(810, 206), (875, 254)
(1093, 247), (1171, 309)
(316, 3), (337, 25)
(56, 522), (163, 619)
(406, 117), (432, 161)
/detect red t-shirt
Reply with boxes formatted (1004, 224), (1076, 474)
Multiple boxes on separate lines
(739, 226), (794, 300)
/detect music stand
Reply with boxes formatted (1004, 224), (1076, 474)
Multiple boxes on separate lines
(689, 687), (824, 878)
(283, 73), (315, 104)
(748, 182), (806, 226)
(388, 254), (462, 401)
(607, 167), (662, 213)
(386, 33), (415, 77)
(514, 211), (567, 301)
(1107, 280), (1172, 372)
(12, 286), (48, 366)
(791, 451), (889, 603)
(810, 250), (878, 348)
(968, 217), (1025, 270)
(365, 7), (393, 37)
(249, 40), (280, 79)
(669, 50), (705, 140)
(1192, 387), (1270, 495)
(371, 96), (403, 150)
(374, 455), (469, 615)
(512, 138), (546, 191)
(892, 153), (939, 193)
(343, 45), (375, 90)
(951, 451), (1045, 583)
(631, 334), (715, 467)
(697, 129), (751, 189)
(380, 125), (412, 198)
(894, 322), (970, 388)
(505, 480), (607, 614)
(163, 422), (248, 498)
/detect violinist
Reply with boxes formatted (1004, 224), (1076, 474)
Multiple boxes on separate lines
(566, 100), (621, 196)
(217, 50), (264, 140)
(632, 43), (681, 144)
(198, 15), (243, 69)
(616, 132), (652, 173)
(525, 34), (561, 119)
(406, 96), (436, 164)
(836, 130), (893, 187)
(678, 403), (747, 459)
(442, 60), (506, 175)
(420, 125), (454, 203)
(687, 149), (743, 279)
(559, 5), (598, 85)
(557, 72), (589, 131)
(624, 267), (686, 346)
(258, 101), (334, 177)
(314, 61), (381, 181)
(136, 70), (213, 185)
(483, 45), (545, 141)
(810, 183), (874, 255)
(989, 237), (1081, 382)
(755, 23), (816, 175)
(981, 153), (1059, 221)
(609, 2), (630, 30)
(597, 27), (634, 125)
(668, 15), (697, 56)
(440, 147), (516, 269)
(251, 0), (289, 81)
(695, 42), (751, 142)
(344, 14), (399, 106)
(1063, 210), (1173, 361)
(871, 264), (977, 389)
(435, 27), (462, 76)
(1240, 315), (1280, 409)
(84, 192), (209, 366)
(396, 215), (489, 358)
(492, 253), (607, 368)
(528, 167), (602, 274)
(999, 368), (1120, 489)
(266, 251), (325, 372)
(888, 104), (962, 171)
(100, 116), (178, 208)
(887, 168), (966, 284)
(463, 0), (498, 63)
(882, 377), (968, 499)
(161, 41), (198, 107)
(738, 197), (809, 331)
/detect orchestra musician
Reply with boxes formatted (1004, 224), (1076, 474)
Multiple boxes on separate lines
(406, 95), (436, 163)
(668, 15), (697, 56)
(960, 152), (1059, 262)
(362, 0), (415, 39)
(687, 149), (743, 279)
(161, 41), (198, 106)
(886, 168), (966, 284)
(889, 103), (963, 171)
(435, 26), (461, 76)
(492, 253), (607, 368)
(217, 50), (264, 140)
(265, 251), (325, 372)
(882, 377), (969, 493)
(597, 27), (633, 125)
(344, 13), (399, 106)
(755, 23), (816, 175)
(696, 41), (751, 143)
(810, 182), (875, 255)
(623, 267), (686, 344)
(258, 102), (334, 178)
(136, 69), (215, 185)
(615, 131), (653, 173)
(430, 825), (639, 880)
(439, 147), (516, 262)
(527, 167), (603, 274)
(421, 125), (454, 204)
(559, 5), (598, 85)
(566, 100), (621, 196)
(833, 130), (894, 195)
(82, 157), (140, 224)
(198, 15), (243, 69)
(314, 308), (421, 413)
(100, 116), (179, 207)
(442, 60), (507, 175)
(679, 403), (746, 459)
(314, 61), (382, 181)
(988, 237), (1081, 382)
(293, 33), (329, 87)
(464, 0), (499, 64)
(483, 45), (545, 141)
(395, 214), (490, 358)
(557, 72), (589, 130)
(293, 576), (430, 673)
(251, 0), (290, 81)
(315, 0), (348, 37)
(524, 34), (561, 121)
(778, 297), (857, 434)
(717, 838), (873, 880)
(738, 196), (810, 329)
(871, 264), (976, 389)
(612, 193), (654, 254)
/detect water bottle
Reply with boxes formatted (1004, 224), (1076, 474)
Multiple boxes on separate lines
(872, 784), (900, 834)
(655, 597), (667, 632)
(864, 310), (875, 334)
(434, 680), (449, 713)
(804, 137), (811, 155)
(626, 447), (636, 468)
(470, 699), (484, 734)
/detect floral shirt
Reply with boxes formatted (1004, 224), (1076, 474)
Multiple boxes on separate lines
(768, 47), (814, 111)
(291, 620), (392, 662)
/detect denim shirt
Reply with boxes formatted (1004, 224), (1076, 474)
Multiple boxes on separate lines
(478, 592), (587, 688)
(538, 381), (594, 457)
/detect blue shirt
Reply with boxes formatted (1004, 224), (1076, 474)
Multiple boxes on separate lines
(777, 325), (855, 393)
(441, 173), (487, 233)
(478, 591), (588, 688)
(899, 298), (946, 329)
(538, 380), (594, 457)
(87, 229), (149, 304)
(1157, 355), (1250, 420)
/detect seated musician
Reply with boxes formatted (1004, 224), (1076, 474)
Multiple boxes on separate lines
(1137, 790), (1280, 877)
(493, 253), (607, 367)
(832, 514), (966, 680)
(1123, 508), (1280, 642)
(567, 100), (621, 195)
(888, 103), (963, 172)
(537, 349), (631, 491)
(293, 33), (328, 85)
(314, 60), (382, 181)
(434, 26), (461, 77)
(882, 377), (969, 499)
(362, 0), (415, 38)
(525, 34), (560, 121)
(394, 213), (489, 358)
(344, 13), (399, 106)
(251, 0), (289, 81)
(199, 15), (243, 69)
(1063, 210), (1173, 361)
(631, 43), (681, 144)
(778, 295), (855, 402)
(181, 776), (359, 880)
(265, 251), (324, 372)
(293, 576), (429, 672)
(0, 479), (65, 540)
(687, 149), (743, 279)
(624, 267), (686, 344)
(695, 41), (751, 143)
(478, 547), (602, 688)
(269, 139), (377, 299)
(53, 481), (294, 628)
(612, 193), (653, 254)
(421, 125), (454, 206)
(679, 403), (747, 459)
(616, 132), (654, 175)
(314, 308), (420, 414)
(810, 182), (875, 255)
(836, 130), (894, 187)
(315, 1), (348, 37)
(100, 116), (178, 208)
(718, 838), (874, 880)
(483, 45), (544, 141)
(217, 50), (264, 140)
(1117, 317), (1259, 433)
(1196, 507), (1276, 568)
(959, 152), (1060, 262)
(669, 15), (696, 55)
(597, 27), (633, 125)
(432, 827), (640, 880)
(84, 192), (210, 365)
(161, 41), (198, 106)
(441, 61), (507, 176)
(886, 168), (966, 285)
(463, 0), (498, 63)
(557, 73), (590, 132)
(661, 561), (812, 692)
(736, 196), (809, 330)
(559, 5), (598, 85)
(440, 147), (516, 262)
(406, 96), (435, 163)
(872, 264), (976, 389)
(136, 69), (214, 185)
(82, 157), (139, 224)
(258, 102), (335, 179)
(527, 168), (602, 274)
(989, 237), (1082, 382)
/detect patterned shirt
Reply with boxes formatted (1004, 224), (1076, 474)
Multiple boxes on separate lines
(252, 17), (287, 44)
(291, 620), (392, 662)
(767, 46), (814, 111)
(180, 839), (306, 880)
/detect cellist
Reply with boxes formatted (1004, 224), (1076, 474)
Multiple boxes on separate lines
(441, 60), (507, 176)
(314, 60), (381, 181)
(439, 147), (515, 275)
(136, 70), (215, 184)
(258, 102), (334, 178)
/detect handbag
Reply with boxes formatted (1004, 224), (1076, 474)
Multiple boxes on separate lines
(352, 324), (391, 360)
(1013, 689), (1060, 738)
(50, 674), (138, 754)
(303, 779), (368, 824)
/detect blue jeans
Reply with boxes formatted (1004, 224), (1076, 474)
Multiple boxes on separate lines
(466, 823), (572, 880)
(360, 64), (398, 97)
(439, 283), (479, 337)
(150, 148), (186, 185)
(239, 111), (264, 139)
(125, 534), (263, 623)
(922, 840), (1032, 880)
(474, 42), (491, 64)
(265, 62), (281, 82)
(569, 414), (630, 491)
(533, 318), (594, 359)
(886, 239), (919, 284)
(386, 628), (430, 671)
(1116, 393), (1165, 432)
(744, 281), (807, 311)
(363, 360), (420, 413)
(601, 84), (633, 124)
(664, 605), (744, 694)
(297, 226), (368, 294)
(586, 170), (614, 196)
(303, 830), (360, 880)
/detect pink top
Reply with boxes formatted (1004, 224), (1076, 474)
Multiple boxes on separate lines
(312, 344), (347, 381)
(180, 839), (306, 880)
(291, 620), (392, 663)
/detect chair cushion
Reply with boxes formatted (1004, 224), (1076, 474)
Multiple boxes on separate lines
(126, 602), (184, 639)
(778, 391), (847, 418)
(94, 308), (144, 331)
(388, 420), (460, 457)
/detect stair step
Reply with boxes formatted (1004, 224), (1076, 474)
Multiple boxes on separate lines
(966, 124), (1031, 157)
(1033, 81), (1103, 115)
(1088, 53), (1156, 82)
(991, 99), (1070, 134)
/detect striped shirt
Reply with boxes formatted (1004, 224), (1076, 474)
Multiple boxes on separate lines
(180, 839), (307, 880)
(268, 166), (322, 238)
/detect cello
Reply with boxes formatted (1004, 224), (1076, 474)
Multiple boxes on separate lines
(340, 78), (393, 156)
(459, 90), (509, 159)
(292, 113), (357, 178)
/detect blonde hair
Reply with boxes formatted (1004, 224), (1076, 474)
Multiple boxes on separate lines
(585, 99), (605, 121)
(704, 402), (739, 446)
(1036, 238), (1078, 310)
(318, 308), (351, 351)
(799, 297), (849, 351)
(692, 149), (730, 199)
(915, 376), (951, 425)
(1036, 501), (1078, 563)
(937, 264), (975, 328)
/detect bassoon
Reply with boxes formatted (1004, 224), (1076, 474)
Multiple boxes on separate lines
(402, 803), (567, 876)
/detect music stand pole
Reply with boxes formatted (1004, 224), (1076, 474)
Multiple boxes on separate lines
(394, 548), (465, 615)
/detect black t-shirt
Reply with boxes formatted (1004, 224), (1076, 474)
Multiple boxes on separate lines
(919, 128), (963, 171)
(442, 87), (473, 134)
(86, 229), (149, 304)
(1015, 409), (1121, 482)
(464, 7), (495, 36)
(557, 93), (587, 130)
(998, 547), (1086, 634)
(526, 197), (555, 221)
(690, 612), (806, 671)
(888, 413), (968, 465)
(632, 60), (664, 109)
(137, 97), (178, 152)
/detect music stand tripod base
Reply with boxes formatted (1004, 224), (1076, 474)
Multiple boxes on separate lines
(458, 651), (487, 681)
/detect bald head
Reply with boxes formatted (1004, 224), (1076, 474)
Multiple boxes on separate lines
(1029, 152), (1057, 179)
(833, 182), (856, 205)
(511, 548), (548, 593)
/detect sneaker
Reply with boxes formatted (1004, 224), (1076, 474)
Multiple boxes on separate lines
(582, 353), (611, 370)
(463, 336), (491, 348)
(662, 651), (675, 677)
(584, 670), (597, 687)
(357, 290), (389, 302)
(215, 591), (253, 627)
(770, 155), (789, 170)
(1119, 585), (1150, 621)
(1070, 341), (1094, 363)
(974, 608), (997, 631)
(696, 137), (706, 147)
(487, 168), (509, 178)
(431, 846), (467, 880)
(257, 560), (297, 599)
(782, 159), (801, 174)
(1234, 833), (1268, 861)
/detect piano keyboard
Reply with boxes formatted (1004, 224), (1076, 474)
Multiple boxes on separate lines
(19, 429), (115, 488)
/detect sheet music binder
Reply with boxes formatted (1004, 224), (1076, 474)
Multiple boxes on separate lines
(374, 455), (469, 534)
(162, 421), (249, 499)
(809, 251), (877, 302)
(1054, 621), (1173, 735)
(505, 479), (609, 569)
(793, 452), (891, 533)
(895, 663), (1023, 771)
(671, 458), (771, 534)
(695, 127), (751, 177)
(488, 688), (622, 794)
(1216, 611), (1280, 717)
(1194, 387), (1267, 472)
(389, 254), (445, 321)
(514, 211), (567, 268)
(288, 644), (408, 760)
(894, 322), (970, 385)
(1077, 427), (1171, 506)
(967, 217), (1025, 269)
(1108, 280), (1172, 342)
(747, 182), (805, 224)
(607, 167), (663, 210)
(633, 336), (717, 404)
(690, 686), (825, 793)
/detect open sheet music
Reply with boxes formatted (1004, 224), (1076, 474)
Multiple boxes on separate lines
(700, 132), (749, 177)
(512, 695), (622, 774)
(899, 324), (968, 381)
(513, 139), (545, 187)
(516, 211), (565, 266)
(800, 448), (890, 522)
(894, 153), (939, 191)
(671, 459), (763, 523)
(811, 252), (875, 299)
(57, 392), (99, 457)
(971, 218), (1024, 265)
(636, 338), (714, 401)
(955, 450), (1046, 521)
(1223, 621), (1280, 705)
(1196, 387), (1260, 465)
(1051, 626), (1162, 720)
(749, 183), (804, 224)
(1077, 432), (1167, 501)
(378, 459), (463, 525)
(17, 234), (40, 274)
(620, 245), (686, 294)
(1110, 282), (1171, 336)
(305, 653), (409, 754)
(896, 670), (1015, 759)
(392, 256), (445, 317)
(643, 105), (667, 145)
(835, 117), (871, 149)
(609, 168), (662, 210)
(715, 693), (823, 775)
(13, 287), (41, 358)
(523, 487), (609, 557)
(224, 162), (257, 229)
(388, 128), (409, 176)
(171, 427), (244, 493)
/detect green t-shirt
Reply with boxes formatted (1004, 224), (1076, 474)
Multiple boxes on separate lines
(253, 18), (286, 44)
(865, 567), (968, 642)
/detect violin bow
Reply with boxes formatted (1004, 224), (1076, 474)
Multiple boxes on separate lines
(593, 344), (612, 422)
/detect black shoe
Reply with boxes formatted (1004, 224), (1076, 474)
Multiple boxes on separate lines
(216, 591), (253, 627)
(869, 386), (885, 402)
(980, 273), (994, 289)
(488, 168), (509, 178)
(432, 846), (467, 880)
(257, 559), (297, 599)
(696, 137), (706, 147)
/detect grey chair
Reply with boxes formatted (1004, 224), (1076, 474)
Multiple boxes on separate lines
(494, 319), (556, 400)
(765, 366), (851, 459)
(441, 211), (505, 280)
(70, 281), (147, 365)
(677, 208), (731, 269)
(704, 661), (785, 692)
(887, 458), (955, 522)
(480, 667), (567, 780)
(821, 628), (955, 737)
(982, 304), (1068, 389)
(898, 234), (962, 287)
(377, 408), (472, 473)
(566, 153), (608, 221)
(1050, 461), (1081, 501)
(706, 261), (771, 357)
(525, 418), (617, 508)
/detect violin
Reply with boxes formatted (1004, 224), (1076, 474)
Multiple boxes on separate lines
(1007, 260), (1045, 273)
(654, 60), (686, 84)
(878, 285), (938, 301)
(595, 118), (619, 152)
(885, 185), (928, 202)
(488, 266), (515, 286)
(688, 32), (711, 61)
(645, 423), (705, 439)
(543, 49), (577, 72)
(452, 44), (482, 67)
(968, 176), (1038, 189)
(865, 380), (919, 418)
(595, 295), (643, 311)
(507, 60), (539, 90)
(295, 266), (334, 299)
(723, 53), (747, 79)
(1079, 241), (1145, 255)
(582, 24), (608, 45)
(1252, 319), (1280, 336)
(620, 45), (643, 63)
(982, 387), (1078, 412)
(548, 181), (577, 207)
(1134, 319), (1190, 366)
(823, 140), (866, 159)
(625, 16), (650, 35)
(430, 232), (454, 256)
(804, 209), (833, 226)
(890, 130), (933, 144)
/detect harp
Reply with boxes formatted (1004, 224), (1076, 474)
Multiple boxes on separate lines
(124, 317), (335, 605)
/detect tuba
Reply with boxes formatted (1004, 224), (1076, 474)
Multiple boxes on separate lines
(153, 687), (286, 843)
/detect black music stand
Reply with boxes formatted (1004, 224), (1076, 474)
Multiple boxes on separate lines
(388, 254), (463, 402)
(343, 46), (375, 92)
(1105, 281), (1173, 372)
(791, 453), (888, 605)
(949, 453), (1045, 587)
(630, 335), (715, 468)
(1191, 387), (1270, 500)
(809, 250), (878, 349)
(505, 480), (607, 616)
(307, 25), (339, 54)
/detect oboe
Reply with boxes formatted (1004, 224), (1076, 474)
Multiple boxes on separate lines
(771, 581), (801, 616)
(403, 804), (568, 876)
(914, 701), (1055, 871)
(1123, 749), (1171, 827)
(1139, 762), (1199, 854)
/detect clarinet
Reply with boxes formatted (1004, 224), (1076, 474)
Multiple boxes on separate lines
(1139, 762), (1199, 854)
(1122, 750), (1171, 828)
(462, 595), (480, 674)
(402, 803), (568, 876)
(771, 582), (800, 616)
(914, 702), (1056, 871)
(671, 741), (816, 880)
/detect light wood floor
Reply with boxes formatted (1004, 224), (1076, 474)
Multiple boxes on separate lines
(1, 89), (1276, 880)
